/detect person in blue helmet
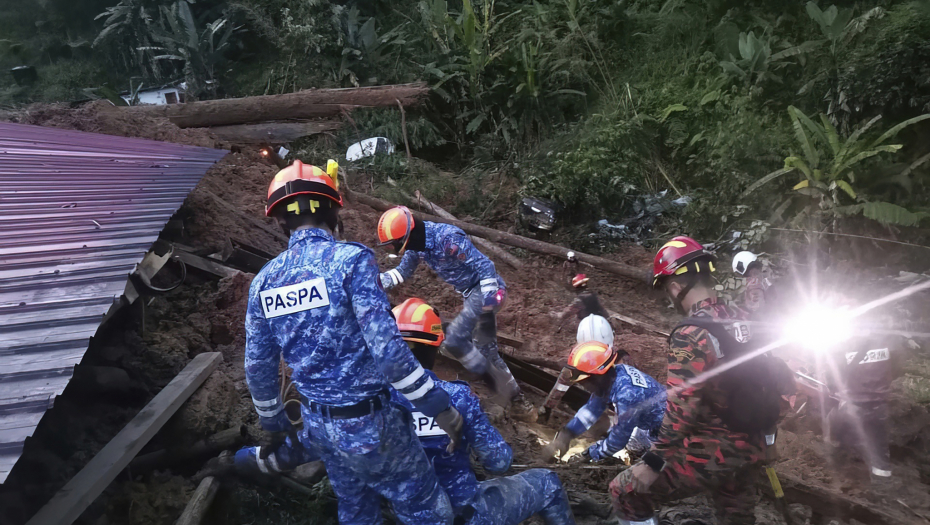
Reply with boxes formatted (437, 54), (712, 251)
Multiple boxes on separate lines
(245, 160), (463, 525)
(375, 206), (535, 420)
(390, 297), (574, 525)
(541, 320), (667, 464)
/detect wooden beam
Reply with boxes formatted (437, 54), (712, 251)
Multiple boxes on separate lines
(25, 353), (223, 525)
(130, 426), (246, 473)
(125, 83), (429, 128)
(349, 191), (651, 284)
(206, 120), (342, 145)
(759, 471), (904, 525)
(411, 190), (524, 270)
(174, 476), (220, 525)
(605, 309), (670, 337)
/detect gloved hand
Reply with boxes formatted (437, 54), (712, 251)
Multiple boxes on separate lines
(380, 270), (403, 291)
(480, 279), (504, 311)
(568, 449), (592, 465)
(434, 406), (464, 453)
(541, 428), (576, 462)
(258, 431), (289, 459)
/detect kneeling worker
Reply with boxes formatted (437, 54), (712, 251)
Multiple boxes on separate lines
(237, 296), (576, 525)
(542, 316), (666, 463)
(391, 297), (576, 525)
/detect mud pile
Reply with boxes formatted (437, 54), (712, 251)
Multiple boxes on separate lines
(2, 101), (929, 525)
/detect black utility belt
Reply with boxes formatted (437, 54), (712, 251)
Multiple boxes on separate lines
(305, 390), (389, 420)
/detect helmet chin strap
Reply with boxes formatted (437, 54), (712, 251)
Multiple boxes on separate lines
(672, 273), (699, 315)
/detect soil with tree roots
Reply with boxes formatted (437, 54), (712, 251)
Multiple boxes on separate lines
(1, 101), (929, 525)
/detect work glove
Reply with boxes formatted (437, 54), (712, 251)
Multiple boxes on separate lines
(434, 406), (464, 453)
(541, 428), (576, 462)
(258, 431), (289, 460)
(568, 449), (593, 465)
(480, 279), (504, 311)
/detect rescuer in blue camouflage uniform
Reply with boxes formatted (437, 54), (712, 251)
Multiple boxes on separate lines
(541, 338), (666, 464)
(375, 206), (534, 419)
(392, 298), (576, 525)
(245, 160), (463, 525)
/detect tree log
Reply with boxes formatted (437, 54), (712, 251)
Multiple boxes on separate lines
(605, 309), (670, 337)
(350, 191), (651, 283)
(412, 190), (524, 270)
(126, 83), (429, 128)
(174, 476), (219, 525)
(130, 426), (247, 473)
(758, 471), (904, 525)
(206, 120), (342, 144)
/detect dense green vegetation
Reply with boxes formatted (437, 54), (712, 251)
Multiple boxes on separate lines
(4, 0), (930, 245)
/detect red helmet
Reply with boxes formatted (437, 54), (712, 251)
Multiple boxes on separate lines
(571, 273), (590, 289)
(652, 236), (715, 287)
(392, 298), (444, 347)
(265, 160), (343, 217)
(376, 206), (415, 254)
(567, 341), (618, 375)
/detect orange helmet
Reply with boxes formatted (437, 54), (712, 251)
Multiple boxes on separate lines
(392, 298), (444, 347)
(377, 206), (415, 254)
(265, 159), (343, 217)
(567, 341), (618, 375)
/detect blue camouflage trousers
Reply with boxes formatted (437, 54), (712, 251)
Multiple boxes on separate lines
(467, 469), (576, 525)
(303, 401), (454, 525)
(443, 289), (520, 399)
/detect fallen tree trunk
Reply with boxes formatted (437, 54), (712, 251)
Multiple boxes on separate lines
(349, 191), (651, 283)
(606, 309), (670, 337)
(412, 190), (523, 270)
(126, 83), (429, 128)
(130, 425), (247, 473)
(759, 471), (903, 525)
(175, 476), (220, 525)
(207, 120), (342, 144)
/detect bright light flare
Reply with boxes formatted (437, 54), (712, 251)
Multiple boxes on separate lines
(783, 303), (853, 352)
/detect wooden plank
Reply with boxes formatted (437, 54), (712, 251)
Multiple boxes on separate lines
(174, 476), (220, 525)
(606, 309), (670, 337)
(199, 189), (289, 244)
(760, 471), (905, 525)
(25, 352), (223, 525)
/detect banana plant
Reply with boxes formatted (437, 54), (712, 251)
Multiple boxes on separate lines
(745, 106), (930, 227)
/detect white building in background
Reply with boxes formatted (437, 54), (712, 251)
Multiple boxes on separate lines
(120, 82), (187, 106)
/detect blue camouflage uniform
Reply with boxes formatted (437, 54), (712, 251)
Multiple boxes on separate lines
(392, 371), (576, 525)
(379, 222), (515, 394)
(245, 227), (454, 525)
(566, 364), (667, 461)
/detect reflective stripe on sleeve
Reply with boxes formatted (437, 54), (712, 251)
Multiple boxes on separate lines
(402, 377), (435, 401)
(576, 407), (598, 429)
(387, 269), (404, 286)
(479, 278), (498, 287)
(459, 348), (485, 369)
(391, 364), (426, 390)
(252, 395), (284, 417)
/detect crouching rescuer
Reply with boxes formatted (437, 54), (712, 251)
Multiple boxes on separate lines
(392, 297), (576, 525)
(610, 236), (789, 525)
(542, 316), (666, 464)
(375, 206), (535, 419)
(244, 160), (464, 524)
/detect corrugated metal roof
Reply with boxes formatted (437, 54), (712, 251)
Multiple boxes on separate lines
(0, 122), (227, 484)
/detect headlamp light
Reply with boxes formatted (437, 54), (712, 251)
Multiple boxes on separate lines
(783, 303), (853, 352)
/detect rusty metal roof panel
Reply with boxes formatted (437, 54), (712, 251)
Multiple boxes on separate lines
(0, 122), (226, 483)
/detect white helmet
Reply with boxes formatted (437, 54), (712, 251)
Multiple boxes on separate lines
(577, 314), (614, 348)
(732, 251), (758, 276)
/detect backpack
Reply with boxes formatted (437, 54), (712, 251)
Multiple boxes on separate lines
(673, 316), (783, 435)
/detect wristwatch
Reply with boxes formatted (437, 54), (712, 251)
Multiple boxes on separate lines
(642, 451), (666, 473)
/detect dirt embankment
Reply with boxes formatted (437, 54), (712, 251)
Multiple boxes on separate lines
(2, 101), (929, 525)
